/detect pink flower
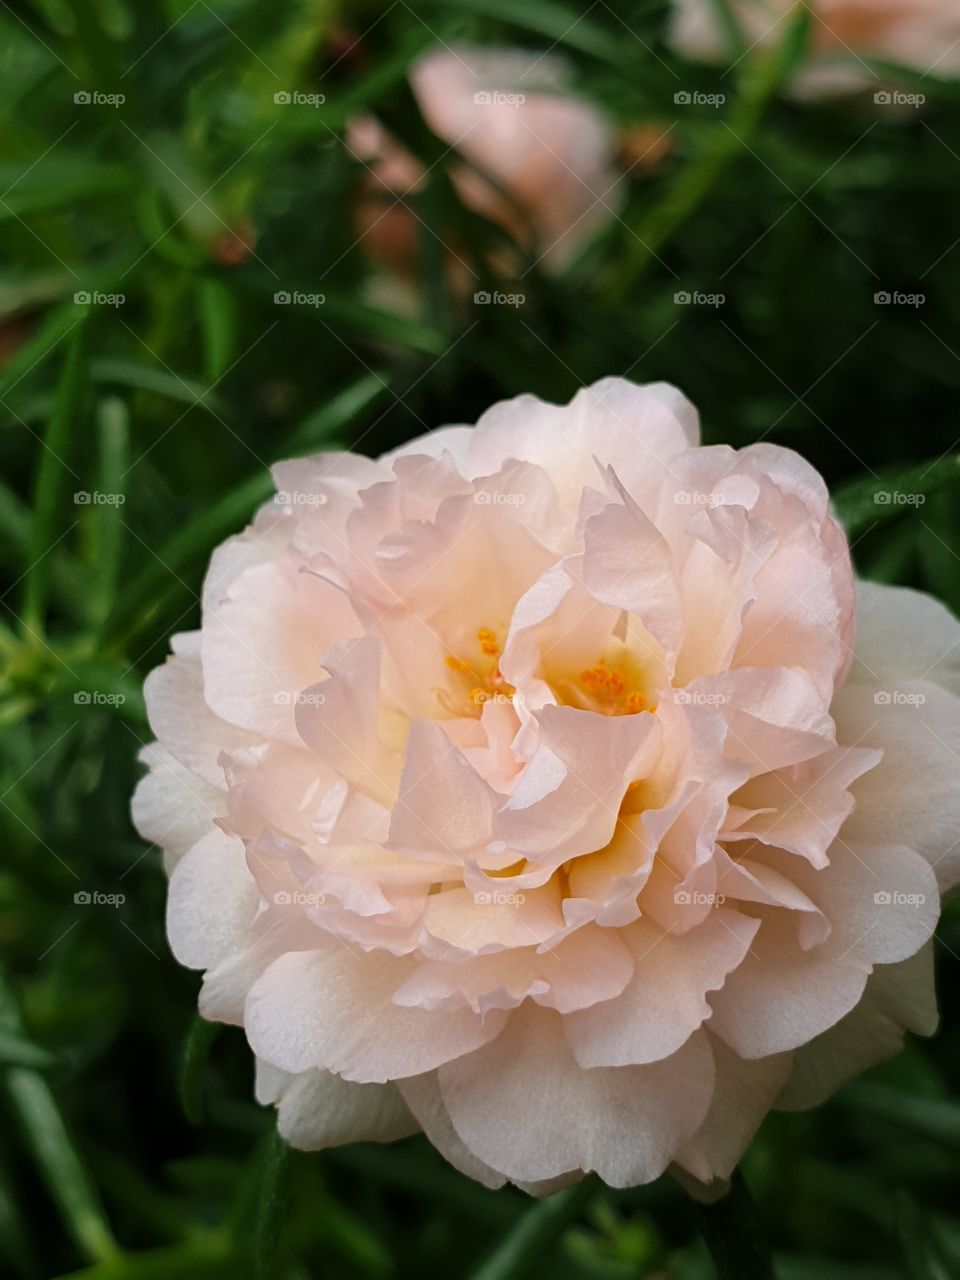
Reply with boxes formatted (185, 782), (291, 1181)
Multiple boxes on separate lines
(669, 0), (960, 96)
(348, 45), (625, 275)
(134, 378), (959, 1193)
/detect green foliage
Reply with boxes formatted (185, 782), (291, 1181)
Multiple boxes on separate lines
(1, 1), (960, 1277)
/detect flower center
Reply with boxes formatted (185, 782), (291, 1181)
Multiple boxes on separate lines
(441, 627), (516, 716)
(549, 648), (652, 717)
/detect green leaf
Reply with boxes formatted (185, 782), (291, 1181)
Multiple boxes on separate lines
(108, 373), (390, 643)
(843, 1082), (960, 1150)
(21, 321), (88, 636)
(468, 1180), (595, 1280)
(0, 162), (131, 222)
(0, 979), (117, 1265)
(832, 455), (960, 537)
(614, 5), (810, 294)
(49, 662), (146, 723)
(90, 359), (228, 415)
(0, 478), (31, 560)
(430, 0), (623, 65)
(0, 304), (81, 404)
(284, 371), (391, 453)
(89, 397), (128, 628)
(281, 290), (447, 356)
(896, 1193), (954, 1280)
(198, 279), (237, 383)
(51, 1239), (237, 1280)
(0, 1027), (55, 1070)
(707, 0), (747, 59)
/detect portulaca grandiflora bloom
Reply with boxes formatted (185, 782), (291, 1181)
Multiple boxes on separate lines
(669, 0), (960, 98)
(348, 44), (625, 276)
(134, 378), (959, 1193)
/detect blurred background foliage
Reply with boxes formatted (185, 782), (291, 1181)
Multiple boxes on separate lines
(1, 0), (960, 1276)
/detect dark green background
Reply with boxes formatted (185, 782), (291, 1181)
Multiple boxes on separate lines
(1, 1), (959, 1277)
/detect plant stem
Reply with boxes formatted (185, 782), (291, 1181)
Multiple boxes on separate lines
(696, 1169), (775, 1280)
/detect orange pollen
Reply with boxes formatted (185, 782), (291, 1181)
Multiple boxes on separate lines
(440, 627), (515, 716)
(576, 661), (645, 715)
(477, 627), (500, 658)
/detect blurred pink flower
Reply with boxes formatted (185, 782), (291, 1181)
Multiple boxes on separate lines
(348, 45), (626, 275)
(669, 0), (960, 96)
(135, 378), (959, 1192)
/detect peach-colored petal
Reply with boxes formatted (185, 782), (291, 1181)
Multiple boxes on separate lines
(245, 947), (506, 1083)
(257, 1062), (419, 1150)
(673, 1034), (793, 1184)
(166, 828), (260, 970)
(776, 943), (938, 1110)
(438, 1008), (715, 1186)
(564, 910), (758, 1067)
